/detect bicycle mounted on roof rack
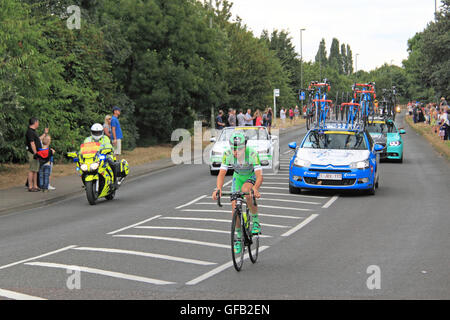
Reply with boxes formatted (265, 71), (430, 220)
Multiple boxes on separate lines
(352, 82), (376, 129)
(305, 79), (332, 130)
(380, 86), (398, 121)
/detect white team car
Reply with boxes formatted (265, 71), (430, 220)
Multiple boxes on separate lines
(209, 126), (279, 175)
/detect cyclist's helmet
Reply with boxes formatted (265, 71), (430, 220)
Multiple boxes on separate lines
(90, 123), (104, 141)
(229, 132), (247, 150)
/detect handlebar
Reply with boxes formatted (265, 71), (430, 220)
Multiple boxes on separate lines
(216, 190), (257, 208)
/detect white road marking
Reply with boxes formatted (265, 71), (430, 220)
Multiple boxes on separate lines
(283, 150), (292, 154)
(72, 247), (216, 266)
(205, 195), (320, 204)
(0, 288), (47, 300)
(194, 203), (311, 212)
(322, 195), (339, 208)
(107, 215), (161, 235)
(134, 227), (273, 238)
(159, 217), (290, 228)
(25, 262), (175, 285)
(175, 195), (207, 209)
(251, 197), (321, 205)
(113, 234), (229, 249)
(260, 192), (328, 199)
(181, 209), (229, 213)
(185, 246), (270, 285)
(181, 208), (303, 219)
(262, 177), (288, 180)
(282, 214), (319, 237)
(260, 182), (289, 185)
(260, 186), (289, 190)
(0, 245), (77, 271)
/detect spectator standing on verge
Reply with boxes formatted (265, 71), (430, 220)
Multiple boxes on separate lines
(237, 109), (245, 127)
(25, 117), (48, 192)
(215, 110), (225, 130)
(267, 108), (273, 134)
(111, 106), (123, 157)
(289, 107), (294, 125)
(103, 115), (112, 139)
(294, 106), (300, 123)
(228, 109), (236, 127)
(244, 109), (254, 126)
(280, 108), (286, 126)
(36, 135), (55, 192)
(255, 109), (262, 126)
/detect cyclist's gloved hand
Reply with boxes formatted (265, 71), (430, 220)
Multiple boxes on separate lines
(212, 188), (222, 201)
(252, 187), (261, 199)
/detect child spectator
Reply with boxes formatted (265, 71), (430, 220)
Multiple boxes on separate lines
(36, 135), (55, 192)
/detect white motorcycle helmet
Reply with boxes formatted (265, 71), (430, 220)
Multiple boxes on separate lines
(90, 123), (104, 141)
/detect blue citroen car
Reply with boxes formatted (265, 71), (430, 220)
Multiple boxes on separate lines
(288, 125), (384, 195)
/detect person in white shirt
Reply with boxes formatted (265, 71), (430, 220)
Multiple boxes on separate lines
(280, 108), (286, 126)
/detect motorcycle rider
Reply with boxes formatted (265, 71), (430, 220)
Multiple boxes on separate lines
(83, 123), (120, 188)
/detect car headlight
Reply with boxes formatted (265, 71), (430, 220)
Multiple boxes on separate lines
(294, 158), (311, 167)
(80, 164), (88, 172)
(389, 141), (401, 146)
(90, 162), (100, 171)
(211, 150), (223, 156)
(350, 160), (370, 169)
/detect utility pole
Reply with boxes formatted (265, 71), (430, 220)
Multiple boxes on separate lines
(300, 28), (306, 89)
(209, 0), (215, 134)
(355, 53), (359, 73)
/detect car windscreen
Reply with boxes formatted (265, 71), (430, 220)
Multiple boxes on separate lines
(302, 131), (367, 150)
(218, 128), (269, 141)
(366, 122), (397, 133)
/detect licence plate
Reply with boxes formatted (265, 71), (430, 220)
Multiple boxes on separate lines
(318, 173), (342, 180)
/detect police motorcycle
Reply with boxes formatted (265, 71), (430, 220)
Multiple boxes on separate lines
(67, 124), (129, 205)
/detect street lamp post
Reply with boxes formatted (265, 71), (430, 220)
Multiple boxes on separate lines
(355, 53), (360, 73)
(300, 28), (306, 89)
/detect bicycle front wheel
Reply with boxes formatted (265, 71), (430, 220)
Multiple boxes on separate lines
(231, 208), (244, 271)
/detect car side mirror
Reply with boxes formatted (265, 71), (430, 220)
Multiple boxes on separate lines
(210, 137), (216, 143)
(66, 152), (77, 158)
(101, 148), (112, 154)
(374, 144), (384, 152)
(288, 142), (297, 149)
(399, 129), (406, 134)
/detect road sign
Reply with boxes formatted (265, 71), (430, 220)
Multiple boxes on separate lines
(299, 91), (305, 101)
(274, 89), (280, 97)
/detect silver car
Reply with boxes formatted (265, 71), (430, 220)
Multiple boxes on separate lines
(209, 126), (279, 175)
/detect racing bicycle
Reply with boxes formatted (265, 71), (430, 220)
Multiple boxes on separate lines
(217, 190), (259, 271)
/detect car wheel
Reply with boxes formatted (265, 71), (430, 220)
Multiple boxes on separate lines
(398, 155), (403, 163)
(289, 184), (301, 194)
(375, 177), (379, 189)
(367, 182), (376, 195)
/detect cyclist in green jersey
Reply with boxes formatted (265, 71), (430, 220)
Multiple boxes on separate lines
(212, 132), (263, 254)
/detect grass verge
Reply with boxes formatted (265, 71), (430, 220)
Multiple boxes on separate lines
(405, 115), (450, 161)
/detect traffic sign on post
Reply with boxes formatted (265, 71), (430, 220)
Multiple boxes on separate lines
(299, 91), (305, 101)
(274, 89), (280, 97)
(273, 89), (279, 126)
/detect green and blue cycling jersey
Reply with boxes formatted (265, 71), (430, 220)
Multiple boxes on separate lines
(220, 146), (262, 192)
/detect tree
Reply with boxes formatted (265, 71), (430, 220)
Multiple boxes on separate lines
(328, 38), (342, 74)
(315, 38), (328, 72)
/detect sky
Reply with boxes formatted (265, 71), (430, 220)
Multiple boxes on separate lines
(228, 0), (442, 72)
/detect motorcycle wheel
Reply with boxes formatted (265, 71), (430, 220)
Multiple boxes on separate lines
(85, 180), (98, 205)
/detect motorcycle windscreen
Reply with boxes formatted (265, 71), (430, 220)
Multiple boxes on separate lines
(80, 142), (101, 158)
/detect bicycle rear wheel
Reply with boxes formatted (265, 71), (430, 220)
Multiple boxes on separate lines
(247, 209), (259, 264)
(231, 208), (244, 271)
